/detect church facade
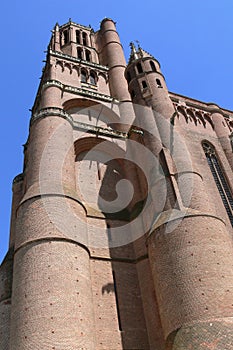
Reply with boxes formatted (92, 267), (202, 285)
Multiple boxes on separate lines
(1, 18), (233, 349)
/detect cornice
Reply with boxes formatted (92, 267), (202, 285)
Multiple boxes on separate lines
(41, 79), (114, 103)
(30, 107), (73, 126)
(170, 92), (233, 119)
(60, 21), (93, 32)
(73, 120), (127, 139)
(49, 49), (109, 71)
(30, 107), (127, 139)
(65, 84), (113, 102)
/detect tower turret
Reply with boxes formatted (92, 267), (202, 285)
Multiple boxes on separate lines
(125, 43), (175, 119)
(208, 103), (233, 170)
(125, 43), (176, 154)
(98, 18), (131, 102)
(126, 42), (233, 349)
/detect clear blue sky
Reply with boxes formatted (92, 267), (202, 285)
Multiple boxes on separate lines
(1, 0), (233, 263)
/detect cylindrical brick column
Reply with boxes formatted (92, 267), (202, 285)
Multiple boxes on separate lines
(25, 113), (75, 194)
(144, 59), (175, 121)
(0, 250), (13, 350)
(99, 19), (136, 132)
(10, 238), (95, 350)
(148, 214), (233, 348)
(209, 104), (233, 170)
(9, 175), (24, 248)
(147, 113), (233, 346)
(9, 84), (95, 348)
(0, 299), (11, 350)
(126, 54), (176, 149)
(99, 18), (131, 102)
(39, 84), (62, 110)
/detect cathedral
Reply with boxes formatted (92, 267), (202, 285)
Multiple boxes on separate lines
(1, 18), (233, 349)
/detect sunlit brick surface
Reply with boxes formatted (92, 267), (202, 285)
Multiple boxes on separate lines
(1, 17), (233, 349)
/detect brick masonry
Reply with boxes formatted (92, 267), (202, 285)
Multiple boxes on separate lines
(0, 17), (233, 350)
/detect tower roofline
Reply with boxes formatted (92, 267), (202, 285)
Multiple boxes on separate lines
(127, 43), (161, 68)
(169, 90), (233, 118)
(59, 20), (94, 32)
(100, 17), (116, 25)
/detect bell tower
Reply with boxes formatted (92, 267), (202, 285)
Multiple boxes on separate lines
(1, 17), (233, 350)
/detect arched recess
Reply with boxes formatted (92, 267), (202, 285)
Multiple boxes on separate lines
(63, 98), (122, 129)
(64, 63), (72, 74)
(98, 72), (107, 82)
(76, 30), (80, 44)
(81, 68), (88, 83)
(72, 65), (79, 76)
(90, 71), (97, 85)
(98, 72), (109, 95)
(136, 62), (143, 74)
(56, 60), (64, 72)
(176, 106), (188, 123)
(204, 114), (214, 129)
(74, 136), (146, 220)
(186, 109), (197, 125)
(195, 111), (206, 126)
(150, 61), (156, 72)
(74, 137), (129, 217)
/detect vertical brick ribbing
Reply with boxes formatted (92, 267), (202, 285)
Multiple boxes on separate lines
(9, 78), (95, 348)
(148, 216), (233, 346)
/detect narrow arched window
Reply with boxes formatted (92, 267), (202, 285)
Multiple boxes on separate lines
(63, 30), (69, 45)
(156, 78), (162, 87)
(136, 62), (143, 74)
(81, 69), (87, 83)
(150, 61), (156, 72)
(126, 71), (131, 83)
(77, 47), (83, 59)
(203, 142), (233, 226)
(85, 50), (91, 62)
(76, 30), (80, 44)
(142, 80), (147, 89)
(82, 32), (87, 46)
(90, 71), (97, 85)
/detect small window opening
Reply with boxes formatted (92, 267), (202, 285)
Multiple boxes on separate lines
(107, 223), (111, 241)
(81, 69), (87, 83)
(150, 61), (156, 72)
(97, 161), (101, 180)
(126, 71), (131, 83)
(142, 80), (147, 89)
(82, 32), (87, 46)
(156, 78), (162, 87)
(76, 30), (80, 44)
(63, 30), (69, 45)
(136, 62), (143, 74)
(90, 71), (97, 85)
(86, 50), (91, 62)
(77, 47), (83, 59)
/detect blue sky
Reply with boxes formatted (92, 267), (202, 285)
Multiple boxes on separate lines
(1, 0), (233, 263)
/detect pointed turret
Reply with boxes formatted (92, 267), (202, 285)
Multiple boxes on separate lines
(125, 43), (174, 119)
(128, 42), (139, 63)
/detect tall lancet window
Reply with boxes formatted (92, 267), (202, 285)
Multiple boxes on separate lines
(203, 142), (233, 226)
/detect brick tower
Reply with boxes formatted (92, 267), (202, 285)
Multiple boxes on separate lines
(1, 18), (233, 349)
